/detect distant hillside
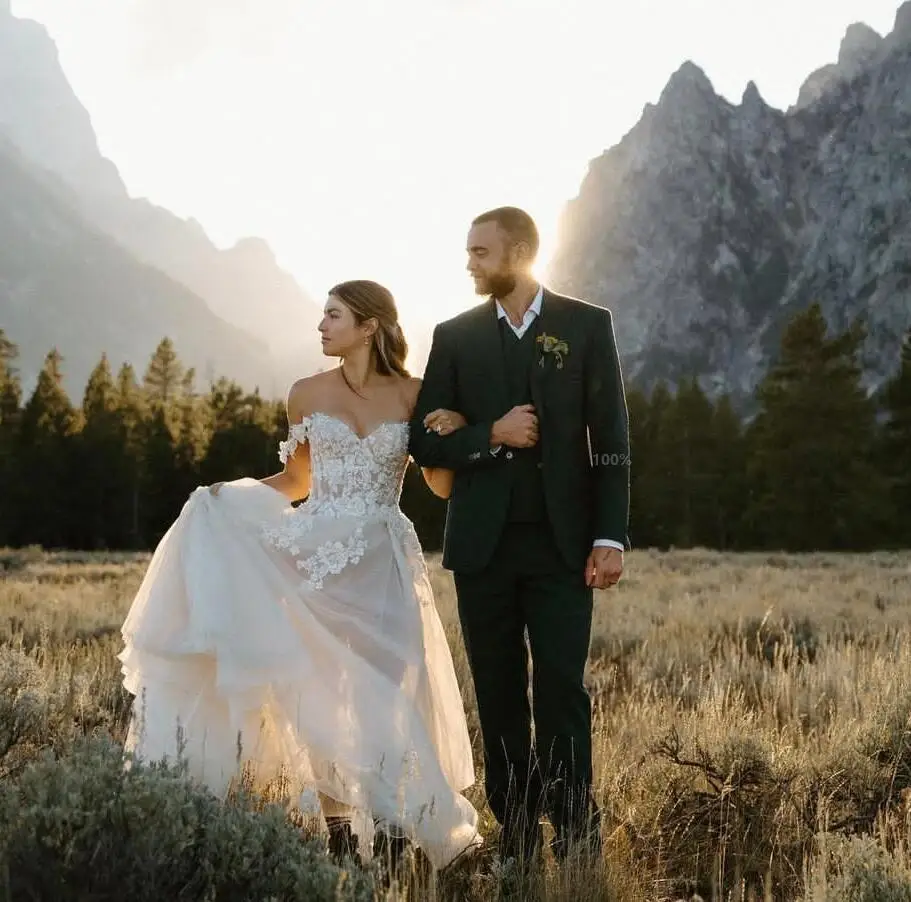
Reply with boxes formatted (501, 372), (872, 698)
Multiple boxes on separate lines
(0, 3), (322, 392)
(0, 136), (276, 395)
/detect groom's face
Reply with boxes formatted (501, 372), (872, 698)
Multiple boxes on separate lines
(466, 222), (518, 299)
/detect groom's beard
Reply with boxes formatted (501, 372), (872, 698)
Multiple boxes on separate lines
(482, 271), (517, 300)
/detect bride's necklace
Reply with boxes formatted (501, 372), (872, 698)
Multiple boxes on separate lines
(339, 364), (370, 400)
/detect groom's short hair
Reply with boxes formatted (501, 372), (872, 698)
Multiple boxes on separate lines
(472, 207), (539, 260)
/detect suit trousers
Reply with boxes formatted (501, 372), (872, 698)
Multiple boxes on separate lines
(453, 519), (601, 860)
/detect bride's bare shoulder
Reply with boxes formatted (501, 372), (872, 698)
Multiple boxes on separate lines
(287, 370), (336, 420)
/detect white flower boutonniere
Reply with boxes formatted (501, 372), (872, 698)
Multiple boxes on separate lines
(536, 333), (569, 369)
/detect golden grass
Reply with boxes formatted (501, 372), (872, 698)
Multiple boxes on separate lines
(3, 546), (911, 900)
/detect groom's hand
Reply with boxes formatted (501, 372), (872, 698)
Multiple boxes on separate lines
(491, 404), (538, 448)
(586, 547), (623, 589)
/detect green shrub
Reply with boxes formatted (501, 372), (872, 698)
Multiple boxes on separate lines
(0, 644), (49, 775)
(805, 834), (911, 902)
(0, 736), (375, 902)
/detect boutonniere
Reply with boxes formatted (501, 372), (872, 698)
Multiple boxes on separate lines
(536, 333), (569, 369)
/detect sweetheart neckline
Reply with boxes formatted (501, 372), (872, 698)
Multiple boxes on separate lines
(307, 411), (409, 442)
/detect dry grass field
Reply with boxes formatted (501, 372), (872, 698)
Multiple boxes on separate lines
(2, 546), (911, 901)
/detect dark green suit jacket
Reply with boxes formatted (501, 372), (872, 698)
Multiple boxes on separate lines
(409, 288), (630, 574)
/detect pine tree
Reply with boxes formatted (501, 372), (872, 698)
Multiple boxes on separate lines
(79, 354), (134, 548)
(744, 303), (886, 550)
(628, 380), (747, 550)
(143, 337), (184, 407)
(139, 405), (180, 544)
(174, 368), (211, 499)
(629, 381), (676, 548)
(83, 354), (117, 421)
(880, 328), (911, 546)
(626, 385), (653, 547)
(115, 363), (146, 547)
(0, 329), (21, 428)
(0, 330), (23, 544)
(200, 380), (279, 489)
(711, 394), (747, 549)
(16, 349), (78, 547)
(208, 377), (246, 433)
(139, 341), (187, 543)
(664, 377), (717, 547)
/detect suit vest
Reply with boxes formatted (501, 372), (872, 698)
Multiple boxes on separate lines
(499, 317), (546, 522)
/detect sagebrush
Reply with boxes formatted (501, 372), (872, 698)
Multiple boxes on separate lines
(2, 547), (911, 901)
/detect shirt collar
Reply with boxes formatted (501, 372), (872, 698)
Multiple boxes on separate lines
(495, 284), (544, 321)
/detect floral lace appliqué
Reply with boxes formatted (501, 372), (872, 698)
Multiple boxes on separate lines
(297, 527), (368, 591)
(264, 412), (411, 589)
(261, 511), (314, 557)
(278, 418), (311, 464)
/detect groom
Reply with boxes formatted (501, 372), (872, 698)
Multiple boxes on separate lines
(409, 206), (630, 865)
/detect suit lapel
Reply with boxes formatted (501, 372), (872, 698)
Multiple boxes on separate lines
(529, 289), (557, 412)
(472, 289), (563, 418)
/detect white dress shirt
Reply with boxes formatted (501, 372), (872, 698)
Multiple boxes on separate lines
(494, 287), (625, 554)
(495, 285), (544, 338)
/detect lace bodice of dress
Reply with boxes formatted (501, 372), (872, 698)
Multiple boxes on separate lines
(263, 411), (428, 594)
(278, 411), (410, 516)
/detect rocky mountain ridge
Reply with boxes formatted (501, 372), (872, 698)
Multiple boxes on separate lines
(548, 2), (911, 405)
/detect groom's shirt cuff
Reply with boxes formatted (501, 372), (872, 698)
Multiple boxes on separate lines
(594, 539), (624, 551)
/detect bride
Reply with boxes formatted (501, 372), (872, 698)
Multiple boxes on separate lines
(118, 280), (481, 872)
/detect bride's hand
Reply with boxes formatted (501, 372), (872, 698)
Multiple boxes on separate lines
(423, 409), (467, 436)
(208, 482), (225, 496)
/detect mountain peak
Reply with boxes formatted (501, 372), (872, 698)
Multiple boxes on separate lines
(233, 235), (272, 254)
(895, 0), (911, 38)
(795, 19), (885, 109)
(742, 80), (765, 108)
(669, 61), (713, 91)
(230, 236), (277, 266)
(838, 22), (883, 67)
(0, 11), (126, 197)
(659, 61), (716, 110)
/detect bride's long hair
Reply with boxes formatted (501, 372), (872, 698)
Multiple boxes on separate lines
(329, 280), (410, 377)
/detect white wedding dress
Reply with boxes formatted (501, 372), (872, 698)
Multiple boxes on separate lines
(119, 411), (481, 869)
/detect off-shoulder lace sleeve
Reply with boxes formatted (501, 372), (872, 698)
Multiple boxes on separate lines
(278, 418), (311, 464)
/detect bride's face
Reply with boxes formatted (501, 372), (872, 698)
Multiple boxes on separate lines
(318, 295), (372, 357)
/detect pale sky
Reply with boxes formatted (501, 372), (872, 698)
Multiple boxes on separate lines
(10, 0), (907, 354)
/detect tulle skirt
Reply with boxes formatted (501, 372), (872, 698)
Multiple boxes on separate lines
(119, 478), (481, 868)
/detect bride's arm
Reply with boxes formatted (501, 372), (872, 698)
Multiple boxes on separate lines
(422, 465), (455, 499)
(405, 377), (464, 500)
(259, 379), (313, 501)
(420, 414), (466, 499)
